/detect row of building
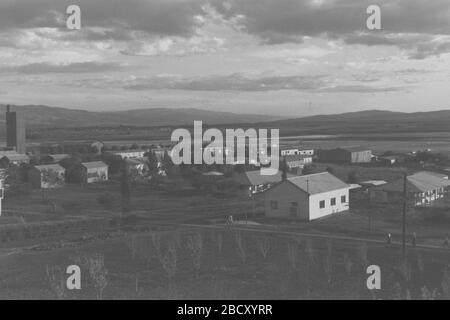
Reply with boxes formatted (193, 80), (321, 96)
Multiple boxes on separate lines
(28, 162), (109, 189)
(236, 169), (450, 222)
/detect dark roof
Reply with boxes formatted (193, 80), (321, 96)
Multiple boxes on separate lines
(286, 172), (350, 195)
(46, 154), (70, 161)
(34, 164), (65, 172)
(237, 170), (294, 186)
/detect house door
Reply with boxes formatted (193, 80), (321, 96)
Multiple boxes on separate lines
(289, 202), (298, 218)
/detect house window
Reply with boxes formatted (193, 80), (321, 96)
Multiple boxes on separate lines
(271, 201), (278, 210)
(331, 198), (336, 206)
(291, 202), (298, 207)
(341, 195), (347, 203)
(319, 200), (325, 209)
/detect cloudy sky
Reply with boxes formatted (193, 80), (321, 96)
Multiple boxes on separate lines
(0, 0), (449, 117)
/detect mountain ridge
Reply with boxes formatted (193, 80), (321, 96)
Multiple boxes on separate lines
(0, 104), (282, 128)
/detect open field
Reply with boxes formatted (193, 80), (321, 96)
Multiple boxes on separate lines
(1, 225), (450, 300)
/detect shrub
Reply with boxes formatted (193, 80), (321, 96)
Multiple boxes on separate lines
(96, 193), (116, 210)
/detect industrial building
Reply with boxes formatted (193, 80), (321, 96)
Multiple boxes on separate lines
(5, 105), (26, 154)
(317, 147), (373, 163)
(264, 172), (350, 221)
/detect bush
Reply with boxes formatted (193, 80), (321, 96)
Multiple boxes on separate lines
(348, 171), (360, 183)
(97, 193), (116, 210)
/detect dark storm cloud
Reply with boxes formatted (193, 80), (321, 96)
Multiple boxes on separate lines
(0, 0), (205, 37)
(1, 0), (449, 58)
(210, 0), (450, 40)
(2, 62), (123, 74)
(209, 0), (450, 58)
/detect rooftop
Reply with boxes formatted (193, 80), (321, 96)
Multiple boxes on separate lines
(34, 164), (65, 172)
(377, 171), (450, 193)
(340, 146), (372, 153)
(81, 161), (108, 169)
(0, 153), (29, 161)
(239, 170), (294, 186)
(287, 172), (350, 195)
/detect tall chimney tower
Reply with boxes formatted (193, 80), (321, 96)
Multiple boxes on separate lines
(6, 105), (26, 154)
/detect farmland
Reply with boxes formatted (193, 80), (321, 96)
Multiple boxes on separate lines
(1, 225), (450, 300)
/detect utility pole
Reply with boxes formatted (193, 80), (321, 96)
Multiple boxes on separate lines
(0, 169), (5, 217)
(0, 179), (3, 217)
(402, 172), (408, 259)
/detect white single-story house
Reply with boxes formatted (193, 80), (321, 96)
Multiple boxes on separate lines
(264, 172), (350, 221)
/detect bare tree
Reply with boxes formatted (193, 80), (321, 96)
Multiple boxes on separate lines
(46, 266), (66, 300)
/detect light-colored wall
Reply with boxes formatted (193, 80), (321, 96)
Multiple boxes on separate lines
(86, 167), (108, 183)
(264, 182), (310, 220)
(115, 151), (146, 159)
(308, 188), (350, 220)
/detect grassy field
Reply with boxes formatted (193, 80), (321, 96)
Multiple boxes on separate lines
(1, 226), (450, 300)
(3, 181), (253, 222)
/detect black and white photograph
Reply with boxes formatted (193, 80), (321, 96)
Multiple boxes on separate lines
(1, 0), (450, 304)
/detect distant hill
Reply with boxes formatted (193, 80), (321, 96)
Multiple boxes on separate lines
(262, 109), (450, 135)
(0, 105), (281, 128)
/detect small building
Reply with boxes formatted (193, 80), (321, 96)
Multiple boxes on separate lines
(28, 164), (65, 189)
(283, 154), (313, 170)
(234, 170), (294, 195)
(370, 171), (450, 206)
(379, 156), (398, 165)
(0, 152), (30, 167)
(151, 147), (173, 161)
(317, 147), (372, 164)
(80, 161), (108, 184)
(113, 150), (146, 159)
(281, 147), (314, 157)
(264, 172), (350, 221)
